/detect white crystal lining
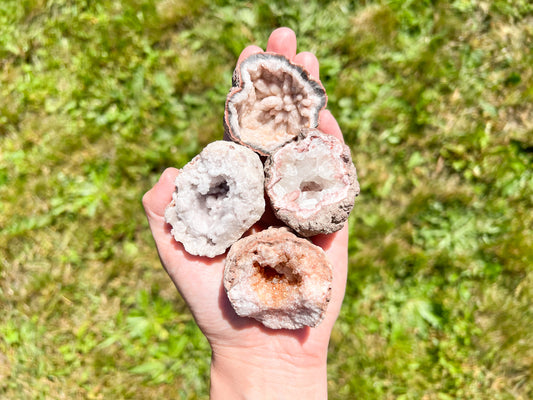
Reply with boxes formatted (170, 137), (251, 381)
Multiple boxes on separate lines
(165, 141), (265, 257)
(270, 136), (350, 219)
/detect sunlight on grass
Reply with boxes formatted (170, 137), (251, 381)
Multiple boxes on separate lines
(1, 0), (532, 398)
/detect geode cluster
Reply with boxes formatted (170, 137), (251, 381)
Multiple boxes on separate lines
(164, 50), (359, 330)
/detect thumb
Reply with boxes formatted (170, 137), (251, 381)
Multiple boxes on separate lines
(142, 167), (180, 221)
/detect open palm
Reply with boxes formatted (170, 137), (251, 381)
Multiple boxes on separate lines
(142, 28), (349, 366)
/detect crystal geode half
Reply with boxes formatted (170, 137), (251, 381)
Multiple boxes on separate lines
(224, 227), (332, 330)
(265, 129), (359, 237)
(224, 53), (327, 156)
(164, 141), (265, 258)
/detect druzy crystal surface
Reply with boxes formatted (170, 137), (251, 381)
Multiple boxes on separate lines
(224, 53), (327, 156)
(164, 141), (265, 258)
(265, 129), (359, 236)
(224, 227), (332, 330)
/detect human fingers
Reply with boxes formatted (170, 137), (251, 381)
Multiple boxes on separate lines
(293, 51), (320, 81)
(237, 45), (263, 65)
(142, 168), (225, 300)
(142, 167), (179, 220)
(142, 167), (224, 264)
(318, 109), (344, 143)
(311, 224), (349, 332)
(266, 27), (297, 59)
(310, 223), (349, 252)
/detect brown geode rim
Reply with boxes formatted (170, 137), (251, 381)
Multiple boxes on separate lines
(223, 52), (327, 156)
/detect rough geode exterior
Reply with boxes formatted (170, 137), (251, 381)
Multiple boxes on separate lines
(265, 129), (359, 237)
(224, 227), (333, 330)
(164, 141), (265, 258)
(224, 53), (327, 156)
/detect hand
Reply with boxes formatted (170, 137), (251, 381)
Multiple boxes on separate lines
(142, 27), (348, 399)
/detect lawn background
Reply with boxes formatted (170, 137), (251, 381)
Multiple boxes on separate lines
(1, 0), (532, 398)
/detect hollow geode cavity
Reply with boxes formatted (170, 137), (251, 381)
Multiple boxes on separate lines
(224, 53), (327, 156)
(164, 141), (265, 258)
(265, 129), (359, 237)
(224, 227), (332, 330)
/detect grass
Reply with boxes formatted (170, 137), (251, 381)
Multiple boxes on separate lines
(1, 0), (532, 398)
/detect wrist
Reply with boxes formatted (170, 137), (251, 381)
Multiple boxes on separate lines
(210, 346), (328, 400)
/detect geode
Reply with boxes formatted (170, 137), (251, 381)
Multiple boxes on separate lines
(224, 227), (333, 330)
(264, 129), (359, 237)
(164, 141), (265, 258)
(224, 53), (327, 156)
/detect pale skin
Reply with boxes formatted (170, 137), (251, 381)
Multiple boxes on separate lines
(142, 28), (348, 399)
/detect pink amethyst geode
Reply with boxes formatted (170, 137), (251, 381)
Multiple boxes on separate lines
(264, 128), (359, 237)
(224, 53), (327, 156)
(224, 227), (333, 330)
